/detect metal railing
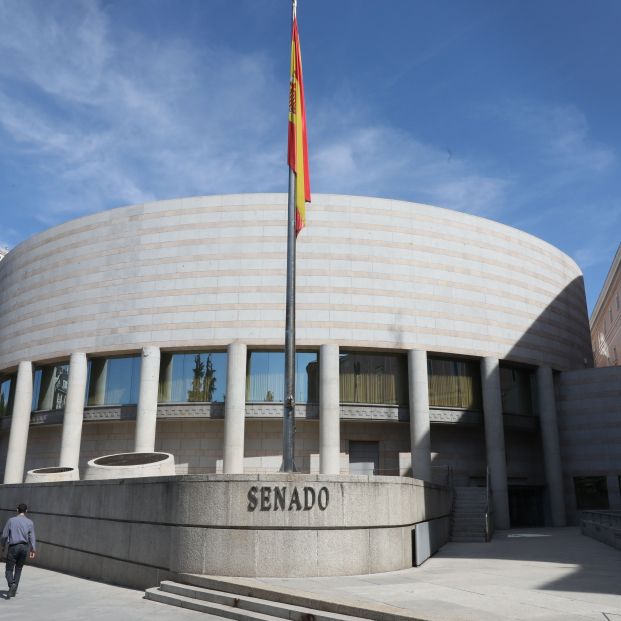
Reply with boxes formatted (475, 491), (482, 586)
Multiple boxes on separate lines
(485, 466), (494, 541)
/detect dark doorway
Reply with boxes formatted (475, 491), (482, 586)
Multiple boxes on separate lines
(508, 486), (544, 527)
(349, 440), (380, 475)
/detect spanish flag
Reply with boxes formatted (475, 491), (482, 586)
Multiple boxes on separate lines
(288, 5), (310, 236)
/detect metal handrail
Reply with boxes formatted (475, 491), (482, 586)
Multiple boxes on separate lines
(485, 465), (494, 541)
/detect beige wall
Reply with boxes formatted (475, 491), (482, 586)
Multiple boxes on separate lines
(558, 366), (621, 522)
(4, 417), (509, 486)
(0, 194), (591, 373)
(591, 244), (621, 367)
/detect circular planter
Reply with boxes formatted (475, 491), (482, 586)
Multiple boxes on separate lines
(25, 466), (79, 483)
(84, 452), (175, 480)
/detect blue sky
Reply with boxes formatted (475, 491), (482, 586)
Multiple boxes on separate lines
(1, 0), (620, 313)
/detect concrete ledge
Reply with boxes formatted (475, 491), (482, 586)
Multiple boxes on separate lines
(0, 474), (450, 586)
(580, 510), (621, 551)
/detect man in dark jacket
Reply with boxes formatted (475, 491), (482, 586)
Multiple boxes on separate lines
(1, 503), (36, 599)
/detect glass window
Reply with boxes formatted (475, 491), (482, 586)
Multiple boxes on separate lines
(32, 363), (69, 411)
(0, 376), (13, 417)
(339, 352), (408, 405)
(246, 351), (318, 403)
(427, 356), (482, 410)
(500, 365), (536, 416)
(159, 352), (227, 403)
(86, 356), (141, 406)
(574, 476), (609, 510)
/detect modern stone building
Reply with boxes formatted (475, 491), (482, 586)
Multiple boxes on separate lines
(0, 193), (615, 529)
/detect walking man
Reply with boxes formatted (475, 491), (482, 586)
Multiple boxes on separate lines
(1, 503), (36, 599)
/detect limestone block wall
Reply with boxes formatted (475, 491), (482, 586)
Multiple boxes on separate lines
(0, 474), (452, 586)
(5, 417), (507, 484)
(0, 194), (592, 374)
(429, 424), (487, 484)
(155, 419), (224, 475)
(558, 367), (621, 522)
(23, 426), (62, 473)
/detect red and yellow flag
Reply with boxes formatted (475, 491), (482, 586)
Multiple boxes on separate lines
(287, 8), (310, 236)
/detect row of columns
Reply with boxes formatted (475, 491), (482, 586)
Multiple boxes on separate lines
(1, 346), (567, 527)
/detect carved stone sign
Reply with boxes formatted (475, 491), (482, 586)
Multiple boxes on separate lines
(247, 485), (329, 512)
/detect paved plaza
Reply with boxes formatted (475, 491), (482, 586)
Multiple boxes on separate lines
(1, 527), (620, 620)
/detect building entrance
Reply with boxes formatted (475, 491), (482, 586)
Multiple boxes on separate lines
(508, 485), (544, 527)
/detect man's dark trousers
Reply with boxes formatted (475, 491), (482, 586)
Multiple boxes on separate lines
(6, 543), (28, 592)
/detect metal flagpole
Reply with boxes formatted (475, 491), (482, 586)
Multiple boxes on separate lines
(282, 0), (298, 473)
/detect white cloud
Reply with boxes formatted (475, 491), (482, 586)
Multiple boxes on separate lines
(498, 101), (615, 175)
(0, 0), (287, 220)
(0, 0), (514, 229)
(312, 123), (509, 216)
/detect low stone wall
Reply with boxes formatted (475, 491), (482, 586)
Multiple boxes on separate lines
(580, 510), (621, 551)
(0, 474), (450, 589)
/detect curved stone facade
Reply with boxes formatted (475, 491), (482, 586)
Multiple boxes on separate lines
(0, 194), (591, 372)
(0, 194), (594, 535)
(0, 474), (450, 583)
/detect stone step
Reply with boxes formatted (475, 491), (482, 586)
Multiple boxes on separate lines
(452, 514), (487, 522)
(145, 587), (279, 620)
(146, 581), (370, 621)
(452, 527), (486, 534)
(450, 535), (487, 542)
(174, 574), (427, 621)
(454, 487), (487, 494)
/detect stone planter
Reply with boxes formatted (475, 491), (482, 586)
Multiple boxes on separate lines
(25, 466), (79, 483)
(84, 452), (175, 480)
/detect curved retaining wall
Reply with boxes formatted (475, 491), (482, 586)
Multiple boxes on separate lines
(0, 194), (591, 371)
(0, 474), (450, 587)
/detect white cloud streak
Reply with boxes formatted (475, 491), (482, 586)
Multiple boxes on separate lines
(0, 0), (514, 230)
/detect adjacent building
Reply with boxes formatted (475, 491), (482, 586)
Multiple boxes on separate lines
(591, 243), (621, 367)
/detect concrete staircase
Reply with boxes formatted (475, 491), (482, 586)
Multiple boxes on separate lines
(450, 486), (488, 542)
(146, 580), (366, 620)
(145, 574), (427, 621)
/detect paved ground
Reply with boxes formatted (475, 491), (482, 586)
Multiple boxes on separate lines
(262, 527), (621, 621)
(1, 527), (620, 620)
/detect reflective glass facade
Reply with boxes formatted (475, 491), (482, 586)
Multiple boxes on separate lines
(428, 356), (482, 410)
(339, 352), (408, 405)
(0, 376), (13, 417)
(159, 352), (227, 403)
(246, 351), (318, 403)
(500, 365), (537, 416)
(86, 356), (141, 406)
(32, 363), (69, 411)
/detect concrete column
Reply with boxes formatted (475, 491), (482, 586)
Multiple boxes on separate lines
(4, 361), (33, 484)
(134, 346), (160, 453)
(223, 342), (247, 474)
(320, 344), (340, 475)
(537, 366), (566, 526)
(59, 353), (88, 469)
(481, 357), (510, 529)
(607, 475), (621, 510)
(408, 349), (432, 482)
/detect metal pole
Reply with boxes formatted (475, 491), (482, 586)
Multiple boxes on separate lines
(283, 166), (297, 472)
